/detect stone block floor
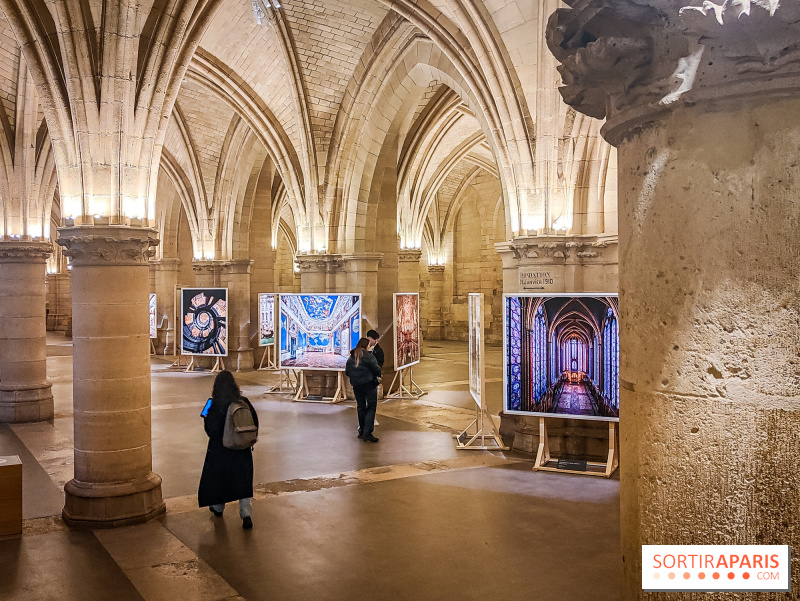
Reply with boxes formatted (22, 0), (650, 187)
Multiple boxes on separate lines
(0, 332), (621, 601)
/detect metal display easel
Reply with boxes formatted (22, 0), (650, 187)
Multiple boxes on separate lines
(386, 367), (426, 399)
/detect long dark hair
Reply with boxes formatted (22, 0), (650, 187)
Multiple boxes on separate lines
(212, 370), (240, 404)
(353, 337), (370, 367)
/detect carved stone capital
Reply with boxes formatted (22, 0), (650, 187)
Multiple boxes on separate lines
(149, 257), (181, 272)
(220, 259), (254, 276)
(398, 249), (423, 263)
(427, 265), (445, 276)
(0, 239), (52, 263)
(496, 234), (619, 266)
(547, 0), (800, 143)
(340, 252), (383, 273)
(296, 254), (345, 273)
(192, 260), (222, 274)
(57, 226), (158, 266)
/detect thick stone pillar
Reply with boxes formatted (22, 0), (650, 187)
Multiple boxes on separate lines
(57, 226), (164, 527)
(46, 272), (72, 332)
(151, 258), (180, 354)
(398, 249), (422, 293)
(220, 260), (254, 371)
(341, 253), (383, 331)
(425, 265), (445, 339)
(548, 2), (800, 597)
(0, 240), (53, 423)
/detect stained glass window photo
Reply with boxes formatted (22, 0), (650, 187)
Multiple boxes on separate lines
(503, 294), (619, 421)
(180, 288), (228, 356)
(279, 294), (361, 370)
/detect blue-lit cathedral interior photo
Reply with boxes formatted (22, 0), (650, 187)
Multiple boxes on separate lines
(505, 296), (619, 419)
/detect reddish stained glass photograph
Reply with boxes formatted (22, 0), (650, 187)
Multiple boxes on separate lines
(394, 293), (420, 369)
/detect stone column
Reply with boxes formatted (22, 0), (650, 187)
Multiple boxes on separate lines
(425, 265), (445, 339)
(297, 254), (344, 293)
(57, 226), (164, 527)
(341, 253), (383, 331)
(548, 2), (800, 597)
(220, 260), (254, 371)
(398, 249), (422, 293)
(46, 272), (72, 332)
(151, 258), (180, 354)
(192, 261), (222, 288)
(0, 240), (53, 423)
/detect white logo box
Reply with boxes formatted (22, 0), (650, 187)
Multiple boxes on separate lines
(642, 545), (791, 592)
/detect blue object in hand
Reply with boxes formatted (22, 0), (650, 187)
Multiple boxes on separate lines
(200, 398), (213, 417)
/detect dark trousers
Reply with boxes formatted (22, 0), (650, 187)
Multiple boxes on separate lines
(353, 383), (378, 437)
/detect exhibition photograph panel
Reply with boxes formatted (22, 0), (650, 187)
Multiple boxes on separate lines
(259, 293), (276, 346)
(279, 294), (361, 370)
(394, 293), (421, 369)
(181, 288), (228, 356)
(504, 294), (619, 421)
(468, 293), (483, 406)
(149, 293), (157, 339)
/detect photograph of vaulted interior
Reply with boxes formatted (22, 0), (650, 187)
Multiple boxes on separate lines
(0, 0), (798, 599)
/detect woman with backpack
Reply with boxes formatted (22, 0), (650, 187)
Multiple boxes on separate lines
(345, 337), (383, 443)
(198, 370), (259, 529)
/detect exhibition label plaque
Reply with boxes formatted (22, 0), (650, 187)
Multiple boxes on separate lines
(519, 269), (558, 291)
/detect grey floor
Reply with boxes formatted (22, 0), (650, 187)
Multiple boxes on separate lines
(0, 333), (621, 601)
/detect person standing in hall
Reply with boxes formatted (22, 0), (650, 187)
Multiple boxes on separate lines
(346, 337), (382, 442)
(198, 370), (259, 529)
(366, 329), (385, 369)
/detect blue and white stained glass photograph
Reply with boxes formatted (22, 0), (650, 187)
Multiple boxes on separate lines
(504, 294), (619, 421)
(279, 294), (361, 370)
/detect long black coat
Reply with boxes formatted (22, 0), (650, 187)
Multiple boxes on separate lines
(198, 396), (259, 507)
(345, 351), (382, 388)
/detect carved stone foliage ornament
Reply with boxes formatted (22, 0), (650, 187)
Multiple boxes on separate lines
(57, 226), (159, 266)
(547, 0), (800, 141)
(0, 240), (53, 262)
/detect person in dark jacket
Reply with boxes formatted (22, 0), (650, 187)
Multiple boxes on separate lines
(198, 370), (259, 529)
(366, 329), (385, 369)
(345, 337), (382, 442)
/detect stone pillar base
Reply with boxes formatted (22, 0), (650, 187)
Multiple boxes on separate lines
(62, 472), (165, 528)
(226, 348), (254, 372)
(0, 384), (54, 422)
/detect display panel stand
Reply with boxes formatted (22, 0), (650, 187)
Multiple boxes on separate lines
(454, 403), (508, 450)
(150, 339), (156, 356)
(182, 356), (224, 373)
(386, 367), (426, 399)
(265, 369), (300, 394)
(532, 417), (619, 478)
(170, 354), (190, 368)
(258, 344), (278, 370)
(292, 370), (345, 404)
